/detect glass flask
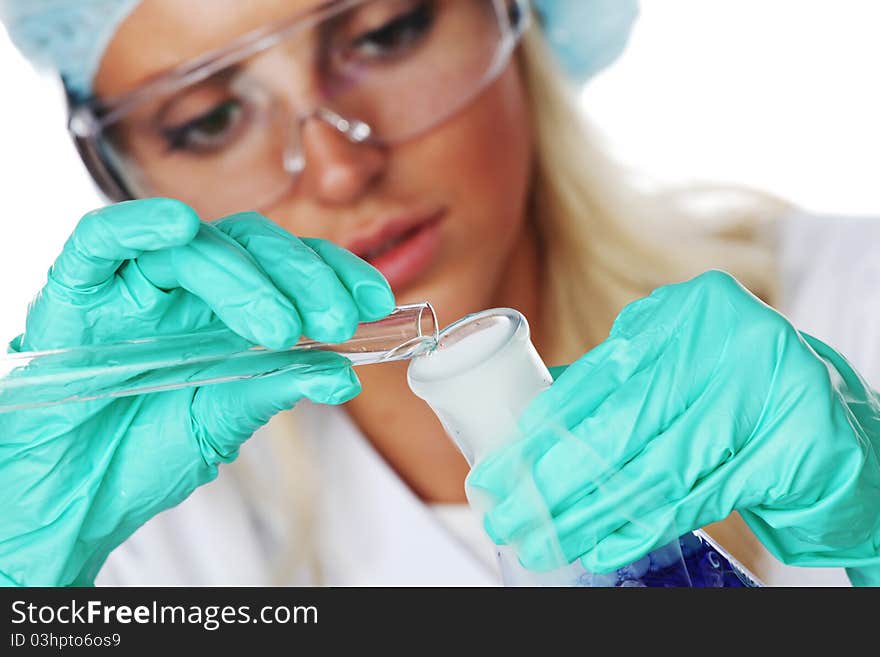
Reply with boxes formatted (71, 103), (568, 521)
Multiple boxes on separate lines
(408, 308), (761, 587)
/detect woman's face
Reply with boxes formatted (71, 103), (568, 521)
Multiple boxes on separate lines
(94, 0), (534, 324)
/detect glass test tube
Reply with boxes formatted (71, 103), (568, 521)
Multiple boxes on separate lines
(0, 302), (437, 413)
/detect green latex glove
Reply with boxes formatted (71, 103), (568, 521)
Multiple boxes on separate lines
(0, 199), (395, 587)
(468, 270), (880, 583)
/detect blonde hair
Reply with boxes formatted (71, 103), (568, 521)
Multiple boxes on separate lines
(242, 22), (796, 584)
(519, 27), (792, 364)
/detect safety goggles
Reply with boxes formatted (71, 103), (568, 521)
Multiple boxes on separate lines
(68, 0), (531, 219)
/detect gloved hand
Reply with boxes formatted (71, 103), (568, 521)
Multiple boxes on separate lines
(467, 270), (880, 584)
(0, 198), (395, 587)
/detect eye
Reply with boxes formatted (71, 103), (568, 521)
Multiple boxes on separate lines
(162, 99), (247, 154)
(347, 1), (435, 61)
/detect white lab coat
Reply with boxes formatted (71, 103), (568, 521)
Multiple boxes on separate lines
(95, 212), (880, 587)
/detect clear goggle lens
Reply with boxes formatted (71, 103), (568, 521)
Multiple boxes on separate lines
(82, 0), (528, 219)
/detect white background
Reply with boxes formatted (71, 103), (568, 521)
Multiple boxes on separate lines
(1, 0), (879, 342)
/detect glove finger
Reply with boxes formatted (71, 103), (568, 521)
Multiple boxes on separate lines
(517, 330), (666, 437)
(607, 291), (668, 339)
(511, 486), (675, 573)
(136, 222), (302, 350)
(465, 429), (558, 502)
(470, 338), (662, 510)
(192, 350), (360, 459)
(606, 273), (725, 341)
(484, 354), (691, 543)
(521, 390), (736, 571)
(301, 237), (396, 322)
(50, 199), (200, 290)
(511, 498), (685, 574)
(214, 214), (362, 343)
(578, 506), (686, 575)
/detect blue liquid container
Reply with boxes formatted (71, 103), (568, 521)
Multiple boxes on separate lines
(577, 531), (760, 587)
(494, 528), (761, 588)
(408, 308), (762, 588)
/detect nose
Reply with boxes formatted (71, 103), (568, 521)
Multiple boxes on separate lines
(296, 112), (387, 205)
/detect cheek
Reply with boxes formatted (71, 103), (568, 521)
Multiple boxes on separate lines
(421, 66), (533, 247)
(408, 65), (534, 299)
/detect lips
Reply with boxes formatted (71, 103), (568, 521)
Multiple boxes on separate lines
(346, 210), (445, 291)
(361, 224), (423, 261)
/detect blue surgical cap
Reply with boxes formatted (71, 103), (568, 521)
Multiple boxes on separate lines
(533, 0), (640, 85)
(0, 0), (639, 100)
(0, 0), (140, 99)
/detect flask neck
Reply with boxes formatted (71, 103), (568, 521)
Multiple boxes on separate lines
(407, 308), (552, 466)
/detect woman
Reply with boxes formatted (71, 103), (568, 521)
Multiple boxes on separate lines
(0, 0), (877, 587)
